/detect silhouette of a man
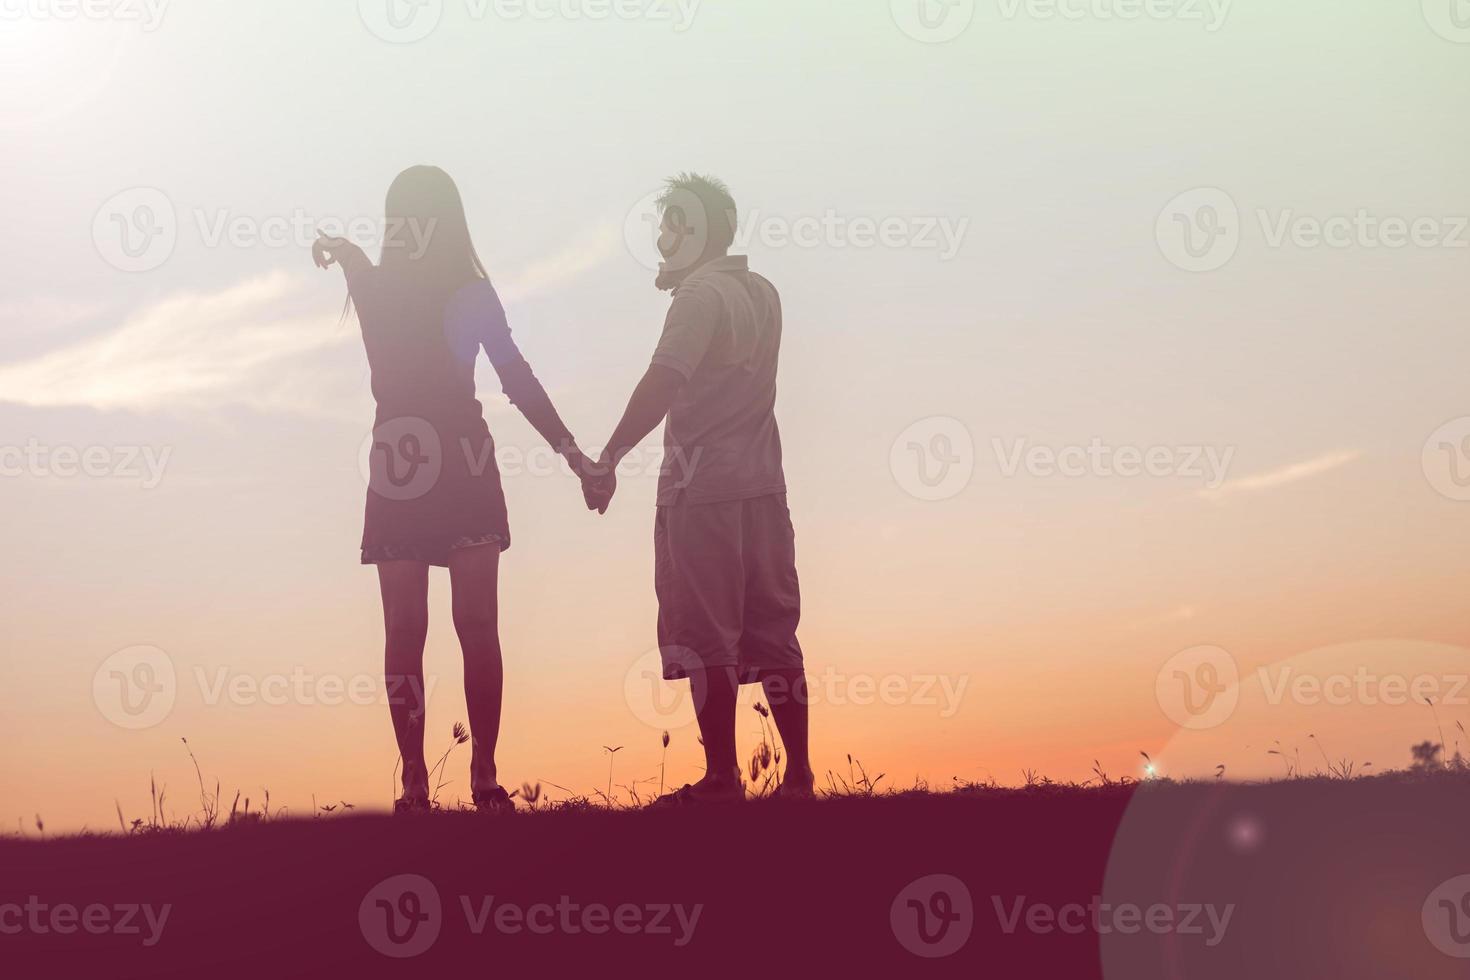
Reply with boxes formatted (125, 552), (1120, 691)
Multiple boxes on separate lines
(589, 173), (813, 803)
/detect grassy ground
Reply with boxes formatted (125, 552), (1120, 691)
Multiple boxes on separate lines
(2, 771), (1466, 978)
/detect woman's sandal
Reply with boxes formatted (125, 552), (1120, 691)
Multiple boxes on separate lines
(473, 786), (516, 816)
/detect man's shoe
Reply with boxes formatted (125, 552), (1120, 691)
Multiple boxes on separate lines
(473, 786), (515, 815)
(651, 777), (746, 808)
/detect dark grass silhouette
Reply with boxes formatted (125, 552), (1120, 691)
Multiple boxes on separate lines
(3, 770), (1468, 978)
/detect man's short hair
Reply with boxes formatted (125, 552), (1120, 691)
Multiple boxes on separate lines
(656, 172), (738, 255)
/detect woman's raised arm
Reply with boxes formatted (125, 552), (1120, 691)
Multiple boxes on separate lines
(311, 233), (373, 292)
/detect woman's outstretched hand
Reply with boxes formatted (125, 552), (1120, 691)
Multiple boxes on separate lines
(312, 231), (355, 270)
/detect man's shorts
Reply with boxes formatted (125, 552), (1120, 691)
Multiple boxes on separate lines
(654, 493), (804, 682)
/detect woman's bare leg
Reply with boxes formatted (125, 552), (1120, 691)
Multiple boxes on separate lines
(378, 560), (431, 802)
(448, 544), (503, 795)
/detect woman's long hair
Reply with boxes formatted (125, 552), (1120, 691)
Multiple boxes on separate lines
(380, 165), (489, 288)
(340, 165), (488, 324)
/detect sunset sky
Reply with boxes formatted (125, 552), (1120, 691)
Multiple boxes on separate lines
(3, 1), (1469, 831)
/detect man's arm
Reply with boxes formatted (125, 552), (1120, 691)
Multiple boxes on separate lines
(583, 364), (685, 513)
(603, 364), (685, 469)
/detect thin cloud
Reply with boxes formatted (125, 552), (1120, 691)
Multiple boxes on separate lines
(1199, 449), (1362, 501)
(1136, 605), (1199, 628)
(0, 296), (109, 331)
(496, 223), (619, 305)
(0, 226), (618, 419)
(0, 271), (347, 416)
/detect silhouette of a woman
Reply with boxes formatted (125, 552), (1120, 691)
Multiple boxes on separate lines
(313, 165), (601, 814)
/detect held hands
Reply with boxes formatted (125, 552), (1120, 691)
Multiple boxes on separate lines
(582, 465), (616, 515)
(565, 448), (616, 516)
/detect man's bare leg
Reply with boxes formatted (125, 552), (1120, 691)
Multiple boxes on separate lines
(760, 668), (814, 795)
(683, 665), (743, 800)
